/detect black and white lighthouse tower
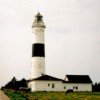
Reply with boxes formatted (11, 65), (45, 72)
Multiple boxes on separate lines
(31, 12), (46, 79)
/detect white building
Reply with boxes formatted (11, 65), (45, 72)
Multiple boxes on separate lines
(28, 12), (92, 92)
(28, 74), (92, 92)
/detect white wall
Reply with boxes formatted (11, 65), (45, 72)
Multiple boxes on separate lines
(28, 81), (36, 92)
(63, 83), (92, 91)
(32, 27), (45, 44)
(31, 57), (45, 78)
(28, 81), (92, 92)
(29, 81), (64, 92)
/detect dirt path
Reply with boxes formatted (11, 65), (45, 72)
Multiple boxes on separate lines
(0, 90), (10, 100)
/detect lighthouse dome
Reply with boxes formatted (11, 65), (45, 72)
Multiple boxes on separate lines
(32, 12), (46, 28)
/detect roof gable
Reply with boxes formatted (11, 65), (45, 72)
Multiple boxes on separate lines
(66, 75), (92, 83)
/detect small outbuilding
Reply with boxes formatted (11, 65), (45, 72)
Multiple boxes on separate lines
(64, 75), (92, 91)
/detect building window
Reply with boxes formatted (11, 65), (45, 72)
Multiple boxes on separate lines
(76, 86), (78, 90)
(48, 84), (50, 87)
(64, 86), (66, 89)
(73, 86), (78, 90)
(52, 83), (55, 88)
(73, 86), (76, 89)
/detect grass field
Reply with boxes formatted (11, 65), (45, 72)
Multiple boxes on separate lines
(3, 89), (100, 100)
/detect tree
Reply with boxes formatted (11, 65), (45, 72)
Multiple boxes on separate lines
(92, 82), (100, 92)
(4, 76), (17, 89)
(2, 77), (27, 90)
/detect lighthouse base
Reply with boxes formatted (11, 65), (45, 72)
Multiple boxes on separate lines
(31, 57), (45, 79)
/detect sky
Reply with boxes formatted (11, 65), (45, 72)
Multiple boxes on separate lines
(0, 0), (100, 87)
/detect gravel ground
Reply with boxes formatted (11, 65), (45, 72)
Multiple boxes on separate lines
(0, 90), (10, 100)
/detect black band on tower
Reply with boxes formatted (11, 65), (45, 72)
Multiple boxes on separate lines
(32, 43), (45, 57)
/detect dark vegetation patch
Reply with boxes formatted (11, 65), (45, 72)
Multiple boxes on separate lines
(2, 89), (100, 100)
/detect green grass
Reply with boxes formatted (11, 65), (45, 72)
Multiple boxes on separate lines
(3, 89), (100, 100)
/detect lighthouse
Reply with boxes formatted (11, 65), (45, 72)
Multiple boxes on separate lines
(28, 12), (92, 92)
(31, 12), (46, 79)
